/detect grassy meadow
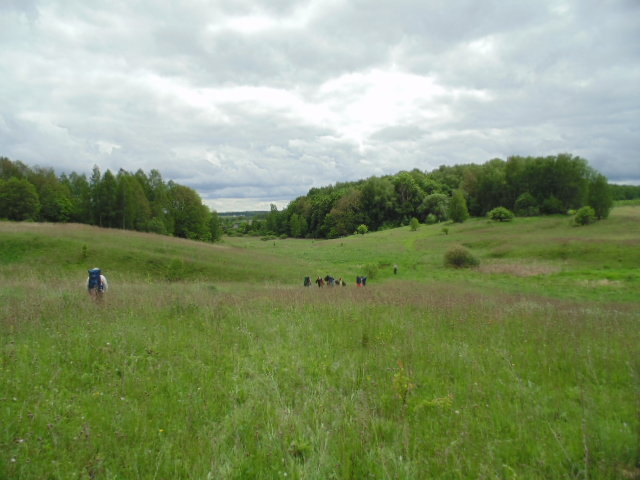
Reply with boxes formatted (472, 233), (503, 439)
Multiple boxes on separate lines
(1, 207), (639, 479)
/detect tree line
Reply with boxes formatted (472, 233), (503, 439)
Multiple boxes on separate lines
(0, 157), (222, 242)
(248, 153), (621, 239)
(2, 153), (635, 241)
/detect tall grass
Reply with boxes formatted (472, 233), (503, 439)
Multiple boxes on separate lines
(1, 278), (638, 478)
(1, 209), (640, 478)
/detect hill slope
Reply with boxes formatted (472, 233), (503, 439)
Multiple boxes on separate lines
(1, 208), (639, 478)
(2, 205), (639, 302)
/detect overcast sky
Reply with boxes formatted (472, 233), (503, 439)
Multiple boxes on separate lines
(1, 0), (639, 211)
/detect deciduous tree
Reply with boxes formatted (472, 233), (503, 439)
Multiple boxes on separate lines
(0, 177), (40, 220)
(448, 189), (469, 223)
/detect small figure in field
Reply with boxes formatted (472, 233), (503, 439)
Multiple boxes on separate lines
(87, 267), (108, 300)
(315, 276), (325, 287)
(393, 264), (398, 275)
(337, 277), (346, 286)
(304, 276), (311, 287)
(356, 276), (362, 287)
(324, 275), (335, 286)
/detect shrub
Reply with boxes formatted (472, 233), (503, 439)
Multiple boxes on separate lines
(573, 206), (596, 226)
(409, 217), (420, 231)
(514, 192), (539, 217)
(488, 206), (515, 222)
(541, 195), (565, 214)
(146, 217), (169, 235)
(356, 224), (369, 235)
(425, 213), (438, 225)
(364, 263), (378, 279)
(444, 245), (479, 268)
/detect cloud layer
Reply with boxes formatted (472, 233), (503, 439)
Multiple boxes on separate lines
(1, 0), (639, 211)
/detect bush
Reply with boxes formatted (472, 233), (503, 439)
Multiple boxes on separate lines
(514, 192), (539, 217)
(146, 217), (169, 235)
(356, 224), (368, 235)
(444, 245), (480, 268)
(573, 206), (596, 226)
(364, 263), (378, 279)
(409, 217), (420, 231)
(425, 213), (438, 225)
(488, 207), (515, 222)
(541, 195), (565, 214)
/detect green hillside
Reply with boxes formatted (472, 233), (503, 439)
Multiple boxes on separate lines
(1, 207), (639, 479)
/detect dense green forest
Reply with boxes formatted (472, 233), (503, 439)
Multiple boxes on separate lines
(253, 153), (626, 238)
(2, 153), (637, 240)
(0, 157), (222, 242)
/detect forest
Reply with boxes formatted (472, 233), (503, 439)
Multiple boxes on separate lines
(252, 153), (628, 238)
(1, 153), (637, 240)
(0, 157), (222, 242)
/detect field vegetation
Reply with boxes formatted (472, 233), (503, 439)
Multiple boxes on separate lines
(1, 206), (639, 478)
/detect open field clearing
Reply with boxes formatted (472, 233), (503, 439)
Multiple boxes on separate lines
(1, 207), (639, 478)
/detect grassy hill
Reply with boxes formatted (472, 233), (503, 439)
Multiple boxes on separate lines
(1, 207), (639, 478)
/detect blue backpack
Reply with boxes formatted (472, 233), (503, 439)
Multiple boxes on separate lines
(88, 268), (103, 291)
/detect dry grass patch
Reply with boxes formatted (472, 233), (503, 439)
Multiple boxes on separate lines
(479, 261), (561, 277)
(578, 278), (624, 288)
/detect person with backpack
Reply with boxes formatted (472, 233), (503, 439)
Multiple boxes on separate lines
(87, 267), (108, 299)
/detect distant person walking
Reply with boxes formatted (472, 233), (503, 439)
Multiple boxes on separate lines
(393, 264), (398, 275)
(87, 267), (108, 300)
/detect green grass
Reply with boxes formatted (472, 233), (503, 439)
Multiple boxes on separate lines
(1, 208), (640, 479)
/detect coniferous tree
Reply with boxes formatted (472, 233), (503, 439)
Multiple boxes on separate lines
(61, 172), (92, 223)
(95, 170), (118, 227)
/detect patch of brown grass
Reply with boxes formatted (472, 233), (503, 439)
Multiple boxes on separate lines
(479, 261), (561, 277)
(578, 278), (623, 287)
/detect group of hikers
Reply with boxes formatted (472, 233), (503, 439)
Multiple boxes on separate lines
(87, 266), (379, 298)
(304, 275), (367, 287)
